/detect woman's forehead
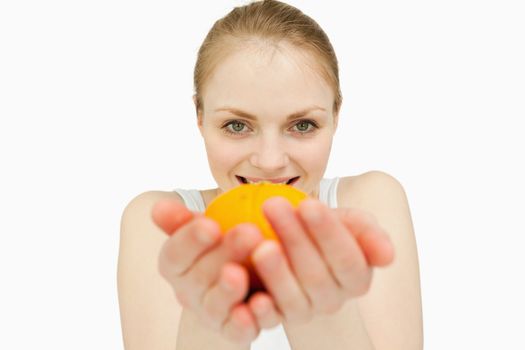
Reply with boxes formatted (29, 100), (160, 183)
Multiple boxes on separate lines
(210, 43), (326, 86)
(203, 47), (333, 114)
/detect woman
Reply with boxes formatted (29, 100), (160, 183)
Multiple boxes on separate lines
(117, 1), (423, 349)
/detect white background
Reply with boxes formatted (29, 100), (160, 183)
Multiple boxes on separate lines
(1, 0), (524, 349)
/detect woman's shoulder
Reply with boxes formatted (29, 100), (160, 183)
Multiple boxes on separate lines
(337, 170), (406, 209)
(122, 190), (185, 217)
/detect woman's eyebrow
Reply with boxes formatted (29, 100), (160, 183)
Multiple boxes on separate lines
(214, 106), (327, 121)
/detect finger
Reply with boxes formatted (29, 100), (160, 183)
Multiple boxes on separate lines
(201, 263), (249, 331)
(262, 197), (342, 314)
(151, 198), (200, 235)
(335, 207), (395, 266)
(251, 240), (311, 323)
(247, 292), (283, 329)
(356, 229), (395, 267)
(221, 304), (259, 345)
(158, 216), (222, 277)
(178, 223), (264, 310)
(298, 199), (372, 296)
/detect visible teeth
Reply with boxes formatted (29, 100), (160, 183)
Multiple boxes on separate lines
(238, 176), (297, 185)
(246, 179), (288, 184)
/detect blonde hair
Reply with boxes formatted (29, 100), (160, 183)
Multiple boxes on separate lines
(193, 0), (342, 117)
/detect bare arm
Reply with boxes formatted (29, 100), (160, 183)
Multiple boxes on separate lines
(117, 191), (249, 350)
(355, 172), (423, 350)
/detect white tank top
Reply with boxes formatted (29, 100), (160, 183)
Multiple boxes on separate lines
(172, 177), (340, 349)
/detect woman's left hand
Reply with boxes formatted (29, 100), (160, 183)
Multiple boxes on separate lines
(247, 196), (395, 325)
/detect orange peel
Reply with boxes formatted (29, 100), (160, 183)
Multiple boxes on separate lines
(204, 182), (308, 294)
(205, 182), (308, 240)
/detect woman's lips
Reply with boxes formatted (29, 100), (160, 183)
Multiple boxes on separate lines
(236, 175), (300, 185)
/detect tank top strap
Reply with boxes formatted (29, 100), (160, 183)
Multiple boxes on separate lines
(172, 188), (206, 212)
(318, 177), (340, 208)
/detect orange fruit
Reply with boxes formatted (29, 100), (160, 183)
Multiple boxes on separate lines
(204, 182), (308, 294)
(205, 182), (308, 240)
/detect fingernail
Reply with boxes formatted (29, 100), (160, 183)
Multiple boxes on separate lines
(197, 230), (215, 244)
(254, 241), (280, 271)
(221, 277), (235, 291)
(233, 225), (260, 250)
(253, 299), (268, 316)
(197, 218), (221, 244)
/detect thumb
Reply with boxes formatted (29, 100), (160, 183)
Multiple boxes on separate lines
(151, 198), (198, 236)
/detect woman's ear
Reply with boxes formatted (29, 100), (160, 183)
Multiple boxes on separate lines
(192, 94), (198, 116)
(193, 94), (204, 135)
(332, 111), (339, 135)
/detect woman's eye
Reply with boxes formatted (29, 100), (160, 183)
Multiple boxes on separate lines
(221, 119), (319, 136)
(232, 122), (246, 132)
(295, 120), (314, 132)
(292, 119), (319, 134)
(222, 121), (248, 135)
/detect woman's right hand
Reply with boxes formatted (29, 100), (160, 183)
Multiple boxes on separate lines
(151, 198), (282, 344)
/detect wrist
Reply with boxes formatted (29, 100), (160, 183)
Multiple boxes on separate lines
(283, 300), (375, 350)
(176, 308), (251, 350)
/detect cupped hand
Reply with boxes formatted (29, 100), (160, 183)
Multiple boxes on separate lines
(152, 199), (271, 344)
(248, 197), (395, 324)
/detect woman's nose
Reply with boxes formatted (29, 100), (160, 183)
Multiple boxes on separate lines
(249, 137), (290, 171)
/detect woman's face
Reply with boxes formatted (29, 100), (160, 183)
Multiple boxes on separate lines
(197, 45), (338, 198)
